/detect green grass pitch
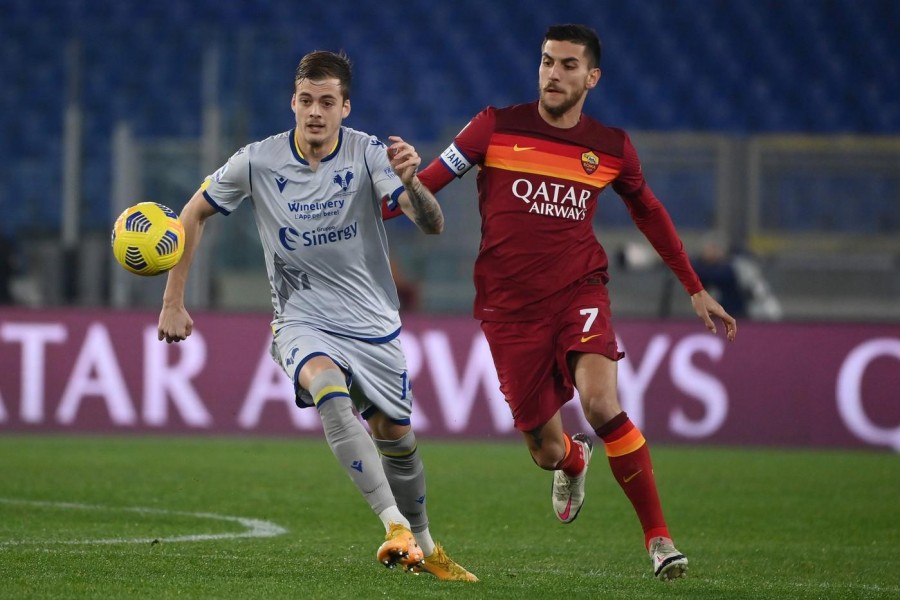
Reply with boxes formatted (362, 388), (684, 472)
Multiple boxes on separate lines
(1, 435), (898, 599)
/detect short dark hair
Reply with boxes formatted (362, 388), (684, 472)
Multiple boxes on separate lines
(543, 24), (602, 69)
(294, 50), (352, 100)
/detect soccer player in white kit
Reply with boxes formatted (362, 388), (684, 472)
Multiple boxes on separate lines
(157, 51), (476, 582)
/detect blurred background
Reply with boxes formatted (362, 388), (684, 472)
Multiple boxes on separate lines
(1, 0), (898, 322)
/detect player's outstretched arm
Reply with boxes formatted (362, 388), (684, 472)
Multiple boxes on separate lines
(690, 289), (737, 341)
(398, 177), (444, 234)
(158, 189), (218, 343)
(387, 136), (444, 234)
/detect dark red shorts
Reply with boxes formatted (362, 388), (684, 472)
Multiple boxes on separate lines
(481, 276), (623, 432)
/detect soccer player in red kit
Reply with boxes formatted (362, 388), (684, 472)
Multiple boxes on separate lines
(414, 24), (737, 581)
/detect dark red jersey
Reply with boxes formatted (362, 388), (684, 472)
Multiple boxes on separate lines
(419, 101), (702, 321)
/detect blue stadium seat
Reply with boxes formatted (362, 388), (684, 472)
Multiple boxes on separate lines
(1, 0), (898, 237)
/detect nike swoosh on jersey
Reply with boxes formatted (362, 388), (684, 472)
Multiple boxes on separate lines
(580, 333), (603, 343)
(513, 144), (535, 152)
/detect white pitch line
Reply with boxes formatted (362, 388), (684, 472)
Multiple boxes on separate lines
(0, 498), (288, 546)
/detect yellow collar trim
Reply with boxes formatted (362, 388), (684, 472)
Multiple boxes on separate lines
(294, 128), (339, 160)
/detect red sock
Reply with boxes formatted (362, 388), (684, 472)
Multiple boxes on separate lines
(596, 412), (670, 549)
(555, 432), (585, 477)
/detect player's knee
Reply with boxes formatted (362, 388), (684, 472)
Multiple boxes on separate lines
(580, 391), (621, 426)
(312, 370), (355, 433)
(529, 447), (565, 470)
(374, 429), (417, 457)
(367, 410), (411, 441)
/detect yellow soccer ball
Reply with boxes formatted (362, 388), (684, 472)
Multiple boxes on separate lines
(111, 202), (185, 276)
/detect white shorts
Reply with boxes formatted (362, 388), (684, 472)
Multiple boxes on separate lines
(270, 323), (414, 423)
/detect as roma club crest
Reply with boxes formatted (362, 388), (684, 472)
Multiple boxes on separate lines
(581, 151), (599, 175)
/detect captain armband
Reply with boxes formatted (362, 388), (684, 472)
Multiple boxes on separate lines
(439, 143), (474, 177)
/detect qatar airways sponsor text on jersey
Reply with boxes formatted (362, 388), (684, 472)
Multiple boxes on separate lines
(511, 179), (591, 221)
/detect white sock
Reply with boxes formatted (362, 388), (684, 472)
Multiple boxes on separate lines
(415, 527), (436, 557)
(377, 506), (408, 531)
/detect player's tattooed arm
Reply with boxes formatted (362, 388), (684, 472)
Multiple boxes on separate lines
(387, 135), (444, 234)
(403, 177), (444, 234)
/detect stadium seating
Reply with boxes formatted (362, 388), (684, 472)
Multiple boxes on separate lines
(1, 0), (897, 238)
